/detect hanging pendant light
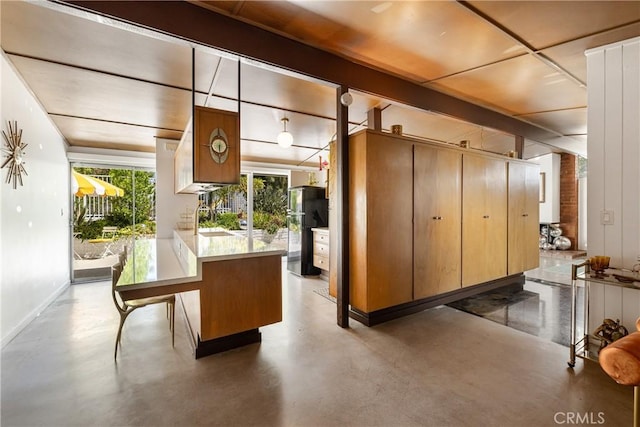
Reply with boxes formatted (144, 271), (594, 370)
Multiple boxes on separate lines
(277, 117), (293, 148)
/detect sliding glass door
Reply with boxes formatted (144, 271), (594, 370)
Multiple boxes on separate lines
(71, 164), (156, 283)
(196, 171), (287, 249)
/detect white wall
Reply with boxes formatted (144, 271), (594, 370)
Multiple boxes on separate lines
(578, 177), (588, 251)
(530, 153), (560, 224)
(290, 169), (326, 188)
(586, 37), (640, 334)
(586, 37), (640, 269)
(155, 138), (197, 238)
(1, 52), (71, 347)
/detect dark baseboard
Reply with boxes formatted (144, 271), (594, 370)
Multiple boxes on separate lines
(350, 274), (525, 327)
(195, 329), (261, 359)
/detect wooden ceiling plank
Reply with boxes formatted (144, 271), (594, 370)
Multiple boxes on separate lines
(63, 0), (562, 144)
(457, 1), (586, 87)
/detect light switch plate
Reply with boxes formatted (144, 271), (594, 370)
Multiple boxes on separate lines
(601, 209), (614, 225)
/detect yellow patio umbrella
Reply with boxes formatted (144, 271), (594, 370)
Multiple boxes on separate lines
(71, 170), (125, 197)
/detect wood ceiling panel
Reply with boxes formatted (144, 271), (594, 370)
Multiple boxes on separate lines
(239, 103), (335, 151)
(225, 1), (521, 81)
(429, 54), (587, 118)
(1, 1), (199, 89)
(52, 115), (182, 152)
(240, 140), (328, 167)
(536, 136), (587, 158)
(466, 1), (640, 50)
(542, 23), (640, 84)
(519, 108), (587, 137)
(387, 110), (515, 156)
(197, 1), (244, 15)
(198, 57), (337, 119)
(8, 55), (192, 132)
(237, 62), (336, 118)
(382, 105), (480, 143)
(5, 0), (629, 161)
(523, 141), (555, 160)
(200, 57), (238, 101)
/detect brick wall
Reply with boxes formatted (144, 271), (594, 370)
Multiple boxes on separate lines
(559, 153), (578, 249)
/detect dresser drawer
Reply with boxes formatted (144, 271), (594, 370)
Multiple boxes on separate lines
(313, 254), (329, 270)
(314, 231), (329, 244)
(313, 241), (330, 257)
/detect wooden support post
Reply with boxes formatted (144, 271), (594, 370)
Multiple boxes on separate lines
(367, 107), (382, 131)
(336, 86), (350, 328)
(515, 135), (524, 159)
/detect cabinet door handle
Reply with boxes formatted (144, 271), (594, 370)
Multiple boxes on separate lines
(483, 215), (490, 219)
(522, 213), (529, 217)
(432, 216), (443, 220)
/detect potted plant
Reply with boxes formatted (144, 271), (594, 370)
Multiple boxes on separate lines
(262, 217), (280, 243)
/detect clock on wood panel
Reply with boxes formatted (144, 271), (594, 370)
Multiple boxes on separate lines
(194, 106), (240, 185)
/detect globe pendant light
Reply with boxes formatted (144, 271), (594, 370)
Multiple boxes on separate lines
(277, 117), (293, 148)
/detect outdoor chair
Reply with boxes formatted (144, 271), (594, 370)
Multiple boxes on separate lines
(88, 226), (119, 258)
(111, 263), (175, 360)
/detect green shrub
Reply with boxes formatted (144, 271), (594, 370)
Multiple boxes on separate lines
(254, 212), (285, 234)
(74, 218), (106, 240)
(198, 220), (216, 229)
(118, 221), (156, 237)
(264, 219), (279, 235)
(254, 186), (286, 216)
(214, 212), (241, 230)
(253, 211), (271, 229)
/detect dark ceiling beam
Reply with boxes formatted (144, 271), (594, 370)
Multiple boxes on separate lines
(62, 0), (560, 143)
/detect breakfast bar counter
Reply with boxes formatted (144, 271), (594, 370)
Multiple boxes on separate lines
(117, 229), (284, 358)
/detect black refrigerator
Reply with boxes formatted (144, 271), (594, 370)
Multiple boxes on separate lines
(287, 186), (329, 276)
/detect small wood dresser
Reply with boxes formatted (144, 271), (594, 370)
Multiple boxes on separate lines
(311, 228), (330, 274)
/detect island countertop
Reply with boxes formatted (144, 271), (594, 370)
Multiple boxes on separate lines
(115, 228), (285, 358)
(174, 229), (284, 261)
(116, 228), (285, 292)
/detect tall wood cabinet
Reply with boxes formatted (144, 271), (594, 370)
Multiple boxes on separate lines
(414, 144), (462, 298)
(349, 131), (413, 312)
(334, 129), (538, 322)
(462, 154), (508, 287)
(508, 161), (540, 274)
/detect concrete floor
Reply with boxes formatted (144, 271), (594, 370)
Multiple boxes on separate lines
(1, 259), (632, 426)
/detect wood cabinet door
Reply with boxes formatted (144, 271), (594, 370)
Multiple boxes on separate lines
(414, 144), (462, 298)
(349, 132), (413, 312)
(462, 155), (507, 287)
(365, 133), (414, 311)
(194, 106), (240, 185)
(508, 162), (540, 274)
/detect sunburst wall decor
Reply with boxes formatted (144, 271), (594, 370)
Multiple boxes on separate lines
(1, 120), (28, 189)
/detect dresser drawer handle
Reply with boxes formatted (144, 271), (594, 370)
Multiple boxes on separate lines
(483, 215), (490, 219)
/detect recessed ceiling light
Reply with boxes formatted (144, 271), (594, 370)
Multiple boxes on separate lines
(371, 2), (393, 14)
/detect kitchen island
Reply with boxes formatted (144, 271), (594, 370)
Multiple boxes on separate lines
(116, 229), (284, 358)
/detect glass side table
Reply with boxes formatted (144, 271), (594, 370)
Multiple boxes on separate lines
(569, 261), (640, 367)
